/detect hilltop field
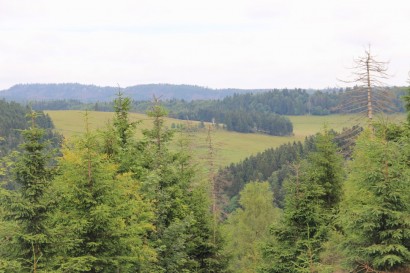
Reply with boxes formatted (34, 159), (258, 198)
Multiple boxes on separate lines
(46, 110), (406, 167)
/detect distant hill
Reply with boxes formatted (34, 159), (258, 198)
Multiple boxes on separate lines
(0, 83), (270, 102)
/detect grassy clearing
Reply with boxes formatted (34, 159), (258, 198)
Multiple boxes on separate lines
(46, 111), (406, 167)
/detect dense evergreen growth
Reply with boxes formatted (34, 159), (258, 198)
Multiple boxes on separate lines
(216, 139), (311, 210)
(1, 95), (228, 272)
(339, 126), (410, 272)
(155, 87), (405, 116)
(260, 130), (344, 273)
(0, 113), (56, 271)
(49, 120), (154, 272)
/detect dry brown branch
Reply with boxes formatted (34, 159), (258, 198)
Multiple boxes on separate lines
(339, 46), (395, 122)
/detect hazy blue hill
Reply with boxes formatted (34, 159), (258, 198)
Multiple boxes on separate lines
(0, 83), (269, 102)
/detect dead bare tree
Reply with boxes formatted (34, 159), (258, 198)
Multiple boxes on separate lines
(339, 46), (395, 122)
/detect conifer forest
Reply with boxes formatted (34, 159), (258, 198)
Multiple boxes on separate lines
(1, 2), (410, 271)
(1, 70), (410, 272)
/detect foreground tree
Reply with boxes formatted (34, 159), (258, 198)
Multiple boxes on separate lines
(49, 114), (154, 272)
(339, 126), (410, 272)
(138, 99), (228, 272)
(0, 112), (55, 272)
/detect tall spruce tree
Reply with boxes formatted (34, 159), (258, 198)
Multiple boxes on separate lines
(339, 126), (410, 272)
(138, 99), (228, 272)
(100, 91), (140, 174)
(0, 112), (55, 272)
(261, 130), (344, 273)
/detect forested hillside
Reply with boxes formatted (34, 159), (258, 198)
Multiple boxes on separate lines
(0, 83), (269, 102)
(25, 87), (406, 136)
(216, 126), (359, 211)
(132, 87), (405, 117)
(0, 99), (61, 157)
(1, 91), (410, 273)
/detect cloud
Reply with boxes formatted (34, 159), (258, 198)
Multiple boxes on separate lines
(0, 0), (409, 89)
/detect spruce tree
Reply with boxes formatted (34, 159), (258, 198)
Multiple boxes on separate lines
(100, 91), (140, 173)
(49, 113), (154, 272)
(261, 130), (344, 273)
(138, 100), (228, 272)
(0, 112), (55, 272)
(339, 126), (410, 272)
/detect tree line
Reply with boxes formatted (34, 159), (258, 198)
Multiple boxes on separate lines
(29, 87), (406, 136)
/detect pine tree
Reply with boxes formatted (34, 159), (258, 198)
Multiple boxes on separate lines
(339, 125), (410, 272)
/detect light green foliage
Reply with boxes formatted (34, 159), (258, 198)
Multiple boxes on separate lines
(339, 126), (410, 272)
(223, 182), (280, 273)
(48, 125), (155, 272)
(261, 130), (344, 273)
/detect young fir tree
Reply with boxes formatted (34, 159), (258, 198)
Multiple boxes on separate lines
(261, 130), (344, 273)
(339, 126), (410, 272)
(223, 181), (281, 273)
(0, 112), (55, 272)
(104, 91), (140, 173)
(49, 113), (154, 272)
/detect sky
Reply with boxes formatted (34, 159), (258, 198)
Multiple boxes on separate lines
(1, 0), (409, 90)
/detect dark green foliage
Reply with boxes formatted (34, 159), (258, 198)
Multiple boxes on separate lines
(339, 126), (410, 272)
(216, 137), (313, 210)
(260, 130), (344, 273)
(135, 87), (405, 119)
(0, 100), (60, 157)
(136, 101), (228, 272)
(100, 91), (141, 174)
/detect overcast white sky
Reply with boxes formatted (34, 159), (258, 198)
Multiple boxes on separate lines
(1, 0), (409, 90)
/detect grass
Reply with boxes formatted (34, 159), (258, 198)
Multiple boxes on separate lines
(46, 110), (406, 167)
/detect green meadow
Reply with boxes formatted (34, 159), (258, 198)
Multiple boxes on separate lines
(46, 110), (406, 167)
